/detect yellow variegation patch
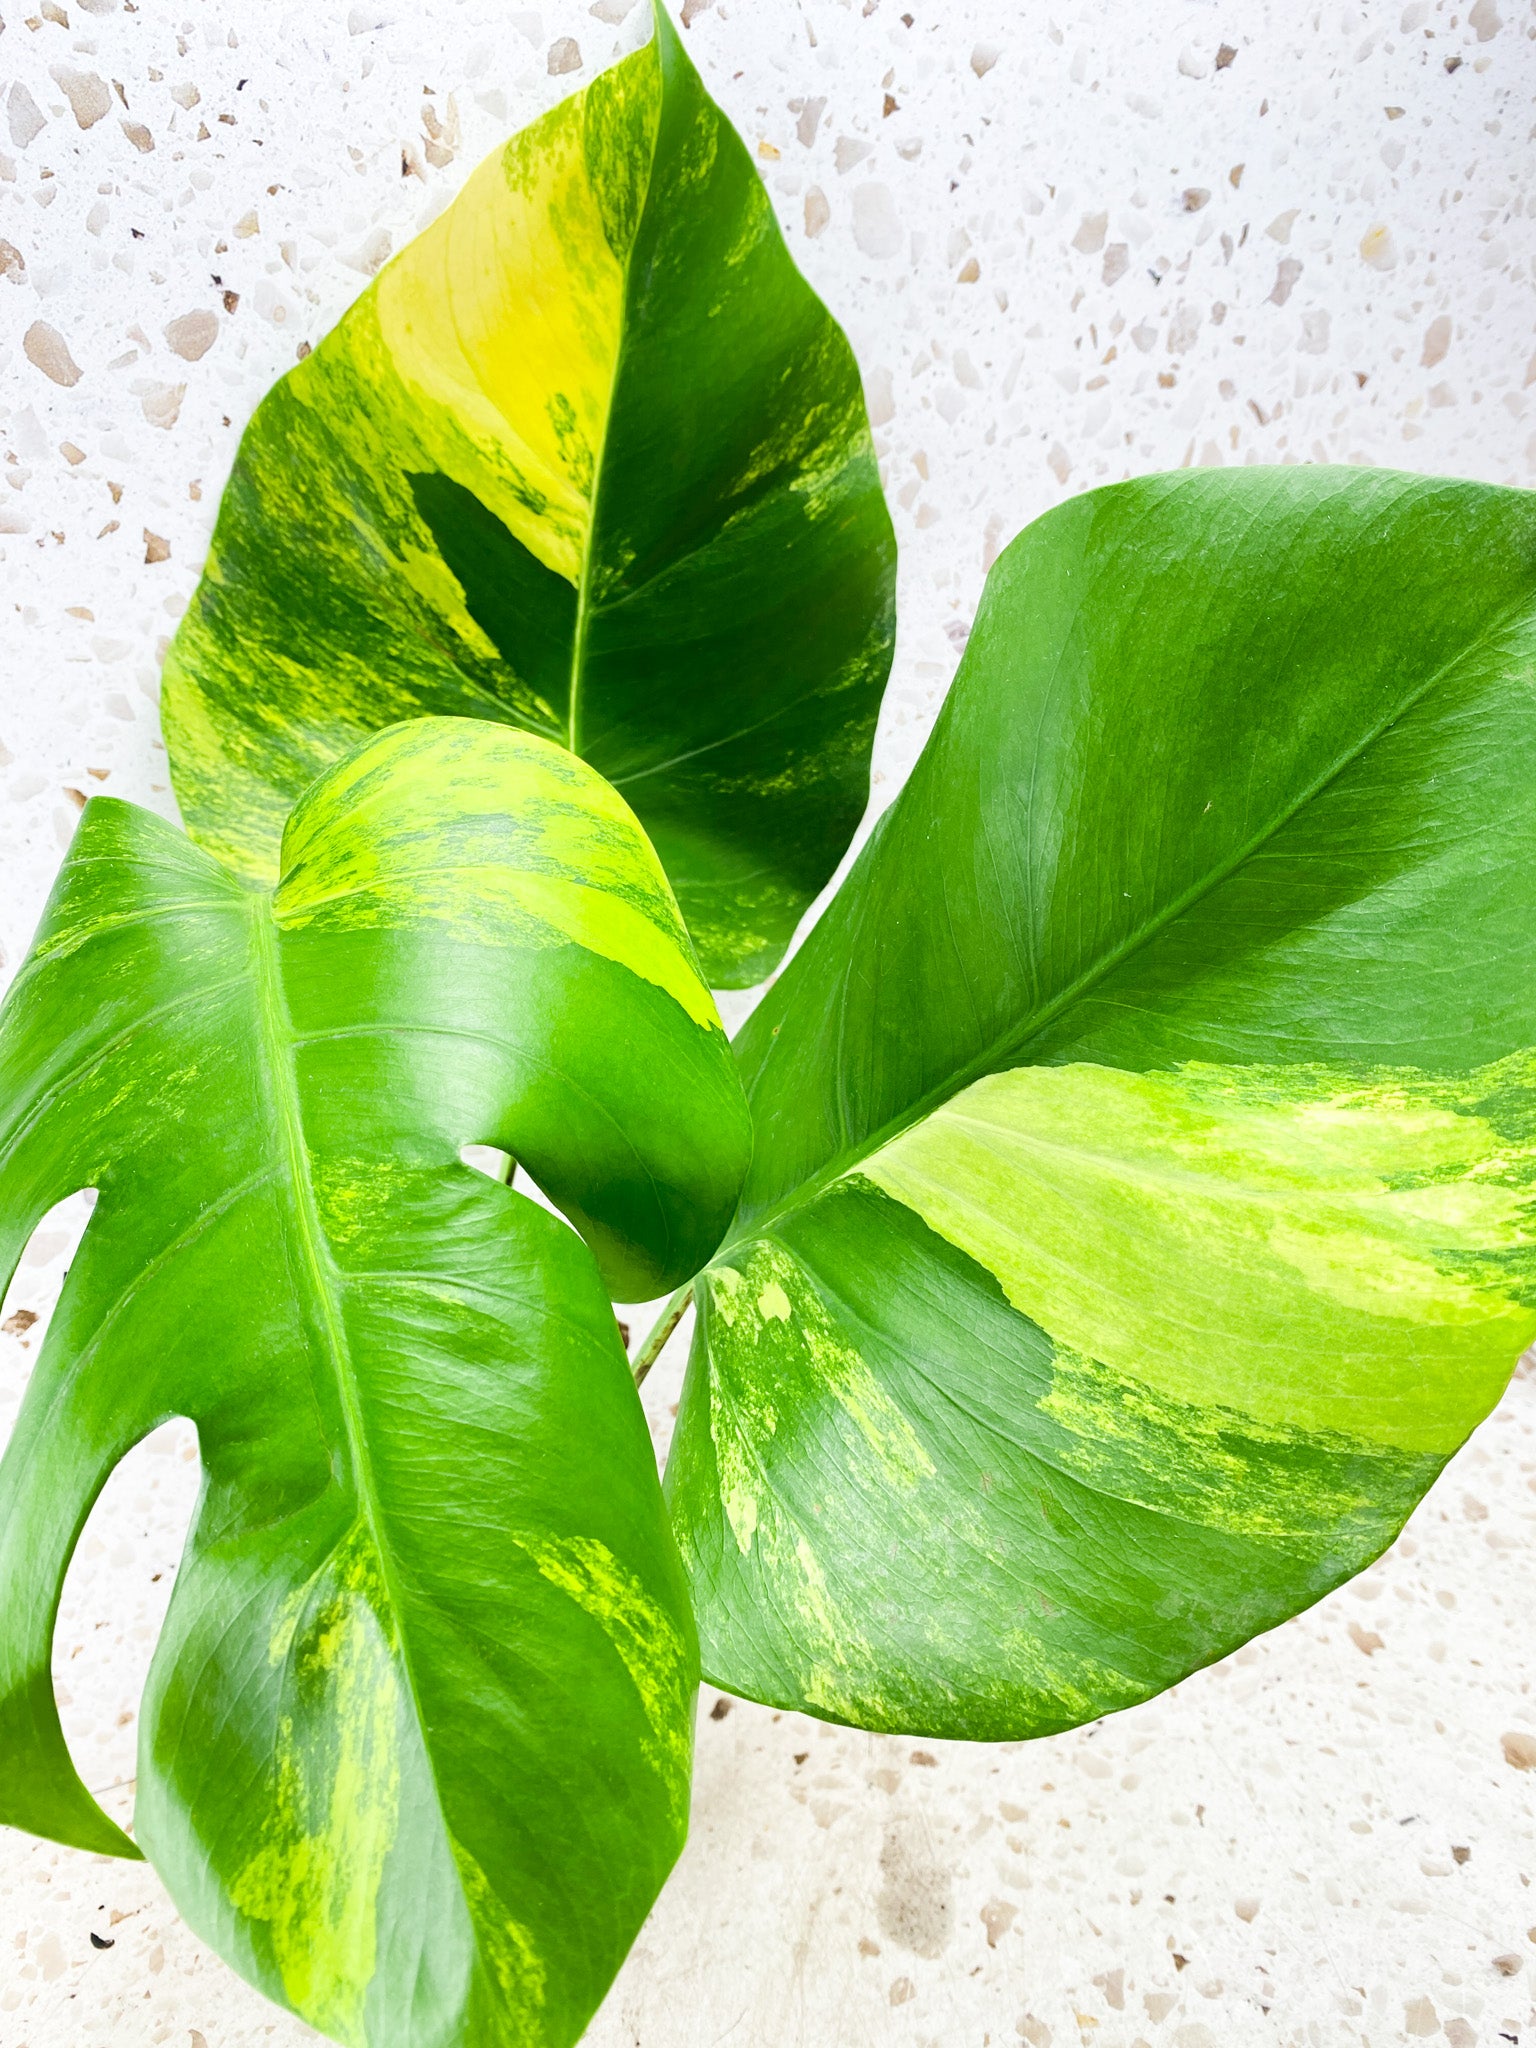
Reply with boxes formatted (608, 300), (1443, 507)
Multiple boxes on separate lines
(232, 1561), (402, 2046)
(364, 30), (667, 613)
(523, 1533), (695, 1832)
(862, 1055), (1536, 1455)
(277, 719), (721, 1031)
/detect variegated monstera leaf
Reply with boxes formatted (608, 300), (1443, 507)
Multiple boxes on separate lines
(668, 467), (1536, 1738)
(0, 719), (751, 2048)
(163, 1), (895, 988)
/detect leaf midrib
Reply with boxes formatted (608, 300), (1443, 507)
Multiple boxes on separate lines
(564, 34), (665, 761)
(726, 593), (1536, 1253)
(244, 898), (442, 1817)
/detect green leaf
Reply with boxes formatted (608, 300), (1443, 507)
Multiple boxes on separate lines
(0, 718), (751, 2048)
(162, 3), (895, 989)
(667, 467), (1536, 1739)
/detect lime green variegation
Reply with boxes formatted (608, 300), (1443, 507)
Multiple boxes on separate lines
(668, 466), (1536, 1739)
(865, 1056), (1536, 1452)
(163, 1), (894, 987)
(277, 720), (719, 1030)
(0, 717), (751, 2048)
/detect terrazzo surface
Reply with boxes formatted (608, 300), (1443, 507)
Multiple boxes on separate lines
(2, 0), (1536, 2043)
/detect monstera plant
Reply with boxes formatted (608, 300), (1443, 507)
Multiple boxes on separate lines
(1, 4), (1533, 2047)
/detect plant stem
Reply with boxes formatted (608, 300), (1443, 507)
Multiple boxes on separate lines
(632, 1283), (693, 1388)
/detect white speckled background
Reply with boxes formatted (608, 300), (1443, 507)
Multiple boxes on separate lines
(3, 1), (1536, 2043)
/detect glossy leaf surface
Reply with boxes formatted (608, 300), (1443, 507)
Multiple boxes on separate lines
(0, 718), (752, 2047)
(668, 467), (1536, 1738)
(162, 3), (895, 987)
